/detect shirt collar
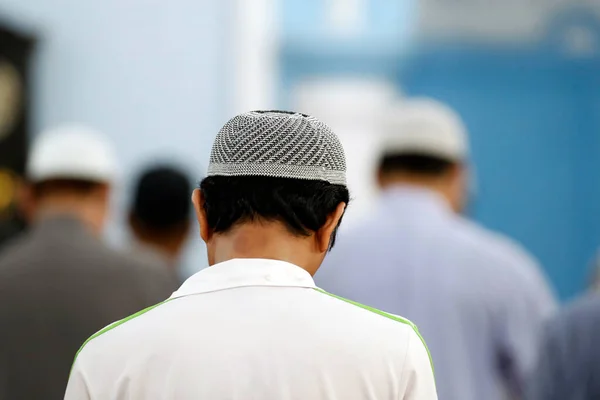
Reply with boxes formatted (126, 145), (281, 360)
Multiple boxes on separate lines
(170, 258), (316, 299)
(379, 185), (451, 216)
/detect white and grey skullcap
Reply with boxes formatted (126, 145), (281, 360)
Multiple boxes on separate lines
(207, 110), (347, 186)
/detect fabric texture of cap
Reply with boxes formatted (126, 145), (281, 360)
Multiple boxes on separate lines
(382, 98), (469, 162)
(27, 125), (117, 183)
(207, 110), (347, 185)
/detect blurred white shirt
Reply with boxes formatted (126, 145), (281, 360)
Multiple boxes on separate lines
(66, 258), (437, 400)
(316, 186), (557, 400)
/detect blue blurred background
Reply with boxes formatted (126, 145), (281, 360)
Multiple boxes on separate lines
(1, 0), (599, 300)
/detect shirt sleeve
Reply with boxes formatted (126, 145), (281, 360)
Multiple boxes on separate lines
(400, 329), (438, 400)
(64, 360), (92, 400)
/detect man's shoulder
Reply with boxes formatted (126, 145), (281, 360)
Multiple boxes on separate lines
(314, 288), (414, 324)
(85, 242), (172, 282)
(553, 294), (600, 329)
(337, 211), (531, 259)
(121, 250), (179, 288)
(310, 289), (434, 370)
(78, 288), (419, 351)
(73, 297), (172, 361)
(0, 225), (124, 272)
(311, 289), (426, 340)
(542, 295), (600, 360)
(451, 217), (541, 270)
(0, 227), (37, 258)
(453, 217), (522, 253)
(455, 218), (557, 306)
(116, 249), (168, 276)
(0, 227), (174, 288)
(0, 230), (48, 278)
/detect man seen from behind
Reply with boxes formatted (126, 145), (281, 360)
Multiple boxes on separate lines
(128, 165), (192, 286)
(65, 111), (437, 400)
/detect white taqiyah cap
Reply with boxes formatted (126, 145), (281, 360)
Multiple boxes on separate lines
(382, 98), (469, 162)
(208, 111), (347, 185)
(27, 125), (117, 183)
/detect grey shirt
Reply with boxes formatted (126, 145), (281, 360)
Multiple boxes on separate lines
(528, 295), (600, 400)
(0, 216), (175, 400)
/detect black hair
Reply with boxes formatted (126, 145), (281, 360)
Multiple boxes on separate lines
(378, 153), (455, 177)
(131, 166), (192, 231)
(199, 176), (350, 249)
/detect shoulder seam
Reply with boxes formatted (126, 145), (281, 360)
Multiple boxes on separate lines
(70, 299), (172, 372)
(314, 288), (435, 375)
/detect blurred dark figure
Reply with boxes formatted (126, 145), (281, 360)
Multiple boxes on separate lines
(0, 24), (35, 247)
(0, 171), (28, 249)
(317, 98), (557, 400)
(128, 165), (192, 284)
(528, 295), (600, 400)
(0, 126), (175, 400)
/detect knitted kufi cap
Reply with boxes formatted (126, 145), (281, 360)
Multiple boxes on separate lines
(207, 110), (347, 185)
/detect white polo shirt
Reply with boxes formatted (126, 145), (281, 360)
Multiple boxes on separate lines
(66, 258), (437, 400)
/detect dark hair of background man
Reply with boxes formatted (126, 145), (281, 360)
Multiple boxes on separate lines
(130, 166), (192, 233)
(378, 153), (455, 177)
(199, 176), (350, 249)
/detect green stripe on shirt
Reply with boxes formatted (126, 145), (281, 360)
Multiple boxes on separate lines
(314, 288), (435, 375)
(71, 299), (171, 371)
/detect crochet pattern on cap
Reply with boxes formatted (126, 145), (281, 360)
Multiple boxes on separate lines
(207, 111), (347, 185)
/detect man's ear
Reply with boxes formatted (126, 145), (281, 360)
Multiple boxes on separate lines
(316, 202), (347, 253)
(192, 189), (211, 243)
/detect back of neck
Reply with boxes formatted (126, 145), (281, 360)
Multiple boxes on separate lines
(210, 222), (316, 274)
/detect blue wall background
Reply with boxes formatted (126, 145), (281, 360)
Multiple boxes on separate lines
(280, 1), (600, 300)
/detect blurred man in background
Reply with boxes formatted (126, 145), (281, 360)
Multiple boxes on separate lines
(316, 98), (557, 400)
(0, 126), (175, 400)
(66, 111), (437, 400)
(128, 165), (192, 286)
(528, 294), (600, 400)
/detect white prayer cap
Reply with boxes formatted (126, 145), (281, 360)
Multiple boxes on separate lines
(382, 98), (469, 162)
(208, 111), (347, 186)
(27, 125), (117, 183)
